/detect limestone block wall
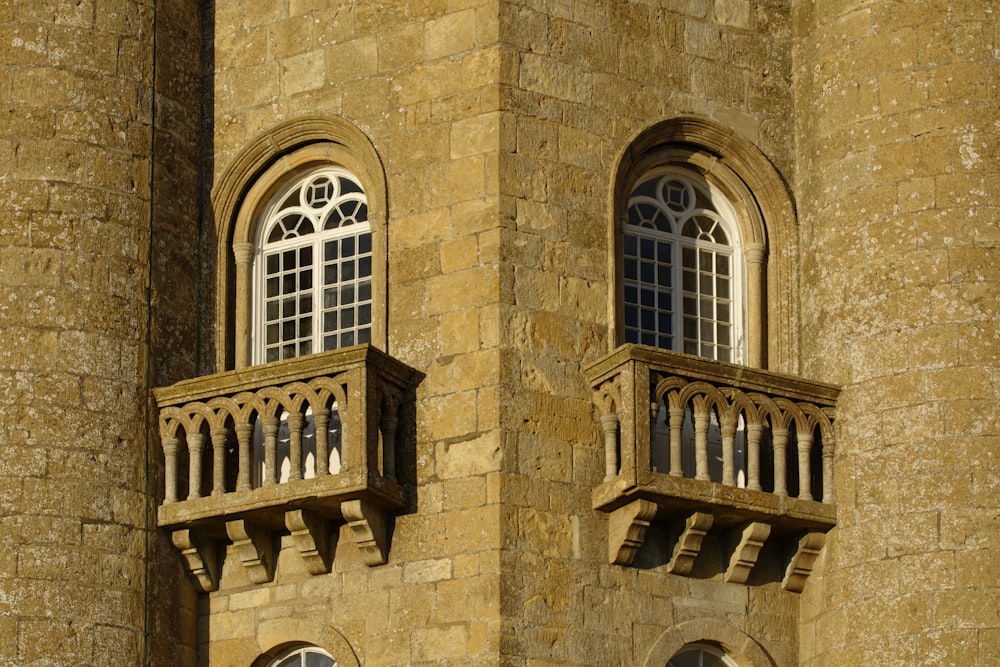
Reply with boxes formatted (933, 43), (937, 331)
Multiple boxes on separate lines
(496, 1), (803, 664)
(148, 0), (206, 664)
(794, 2), (1000, 664)
(198, 1), (507, 664)
(0, 0), (160, 664)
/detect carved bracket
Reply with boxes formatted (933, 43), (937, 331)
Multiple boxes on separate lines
(342, 499), (391, 566)
(724, 521), (772, 584)
(666, 511), (715, 575)
(226, 519), (276, 584)
(285, 508), (333, 574)
(607, 498), (658, 565)
(783, 531), (826, 593)
(171, 529), (219, 592)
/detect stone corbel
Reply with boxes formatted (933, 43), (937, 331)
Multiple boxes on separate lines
(724, 521), (772, 584)
(607, 498), (658, 565)
(666, 511), (714, 575)
(225, 519), (276, 584)
(783, 531), (827, 593)
(171, 529), (219, 592)
(285, 508), (333, 575)
(342, 499), (391, 566)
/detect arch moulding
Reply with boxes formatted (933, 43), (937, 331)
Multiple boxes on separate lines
(609, 117), (799, 372)
(211, 115), (388, 371)
(642, 618), (775, 667)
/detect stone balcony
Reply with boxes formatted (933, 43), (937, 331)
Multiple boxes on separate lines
(586, 345), (839, 592)
(154, 345), (417, 591)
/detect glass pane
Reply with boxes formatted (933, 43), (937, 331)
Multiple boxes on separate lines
(699, 271), (713, 295)
(359, 232), (372, 253)
(640, 261), (654, 283)
(624, 234), (637, 256)
(359, 304), (371, 325)
(639, 238), (654, 259)
(625, 305), (638, 328)
(624, 259), (637, 281)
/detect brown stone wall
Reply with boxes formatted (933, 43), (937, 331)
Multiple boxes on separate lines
(201, 1), (506, 664)
(496, 1), (800, 665)
(0, 0), (157, 664)
(189, 1), (810, 665)
(148, 0), (207, 664)
(794, 1), (1000, 664)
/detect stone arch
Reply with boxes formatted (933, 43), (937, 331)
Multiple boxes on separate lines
(610, 116), (799, 372)
(249, 617), (361, 667)
(211, 115), (388, 370)
(642, 618), (775, 667)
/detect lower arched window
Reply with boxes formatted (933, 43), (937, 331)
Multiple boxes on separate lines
(266, 645), (336, 667)
(667, 644), (738, 667)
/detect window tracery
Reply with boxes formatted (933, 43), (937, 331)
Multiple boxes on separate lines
(623, 170), (743, 362)
(253, 165), (372, 364)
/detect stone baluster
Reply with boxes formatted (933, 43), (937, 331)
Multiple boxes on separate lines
(235, 422), (253, 491)
(162, 436), (180, 503)
(772, 426), (788, 497)
(746, 422), (762, 491)
(380, 408), (398, 480)
(211, 426), (228, 496)
(261, 416), (279, 486)
(313, 407), (331, 476)
(287, 413), (304, 482)
(186, 432), (205, 499)
(797, 427), (814, 501)
(694, 404), (710, 482)
(669, 406), (684, 477)
(600, 413), (619, 480)
(721, 413), (737, 486)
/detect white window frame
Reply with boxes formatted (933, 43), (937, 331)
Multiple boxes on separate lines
(250, 165), (372, 365)
(623, 168), (747, 363)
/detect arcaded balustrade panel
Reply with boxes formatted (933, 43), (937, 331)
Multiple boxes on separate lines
(153, 344), (416, 531)
(586, 344), (839, 529)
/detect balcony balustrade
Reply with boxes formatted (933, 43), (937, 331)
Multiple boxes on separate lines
(154, 345), (417, 591)
(586, 344), (839, 591)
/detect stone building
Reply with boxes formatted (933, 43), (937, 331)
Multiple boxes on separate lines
(1, 0), (998, 665)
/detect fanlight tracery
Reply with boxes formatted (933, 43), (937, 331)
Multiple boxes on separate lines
(624, 171), (742, 362)
(254, 166), (372, 364)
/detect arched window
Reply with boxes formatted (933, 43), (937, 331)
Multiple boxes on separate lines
(612, 118), (802, 371)
(623, 169), (743, 362)
(265, 645), (336, 667)
(216, 119), (388, 372)
(666, 644), (738, 667)
(252, 165), (372, 364)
